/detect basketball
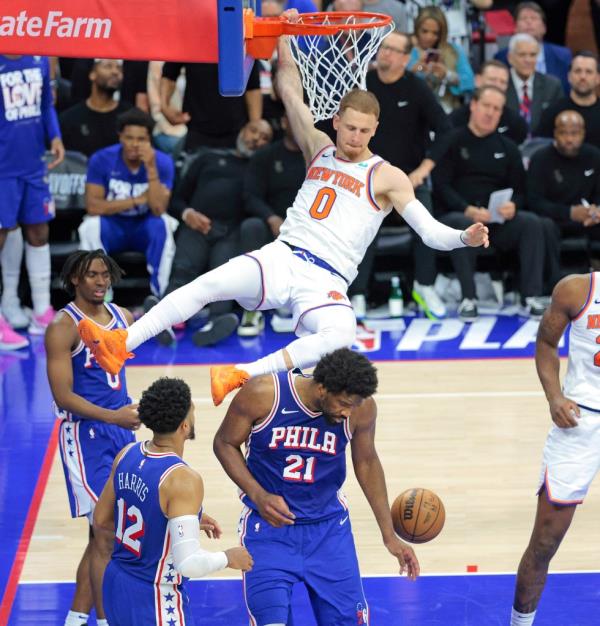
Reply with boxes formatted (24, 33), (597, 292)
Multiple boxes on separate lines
(391, 488), (445, 544)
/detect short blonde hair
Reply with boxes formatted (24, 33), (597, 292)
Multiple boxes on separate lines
(338, 89), (380, 120)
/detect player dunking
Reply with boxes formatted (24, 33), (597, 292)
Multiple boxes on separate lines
(511, 273), (600, 625)
(78, 36), (489, 406)
(46, 250), (140, 626)
(92, 377), (253, 626)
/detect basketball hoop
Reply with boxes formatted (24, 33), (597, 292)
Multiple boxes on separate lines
(244, 11), (394, 121)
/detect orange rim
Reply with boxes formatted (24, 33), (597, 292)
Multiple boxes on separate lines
(243, 9), (392, 59)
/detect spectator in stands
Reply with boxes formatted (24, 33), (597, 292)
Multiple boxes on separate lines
(407, 6), (475, 113)
(160, 62), (262, 152)
(242, 114), (305, 333)
(147, 61), (187, 155)
(121, 61), (149, 112)
(365, 30), (451, 319)
(0, 55), (65, 347)
(59, 59), (131, 158)
(448, 60), (528, 145)
(146, 119), (273, 346)
(78, 109), (175, 297)
(327, 0), (407, 30)
(528, 110), (600, 280)
(433, 86), (547, 321)
(536, 51), (600, 149)
(505, 33), (563, 134)
(494, 2), (572, 93)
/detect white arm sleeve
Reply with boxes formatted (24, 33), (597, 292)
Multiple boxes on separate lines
(401, 199), (467, 251)
(168, 515), (228, 578)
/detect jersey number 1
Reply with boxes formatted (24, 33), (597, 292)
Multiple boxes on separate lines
(309, 188), (337, 220)
(115, 498), (145, 556)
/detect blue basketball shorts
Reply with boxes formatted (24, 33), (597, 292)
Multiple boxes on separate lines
(239, 507), (369, 626)
(0, 174), (54, 229)
(103, 561), (195, 626)
(58, 419), (135, 519)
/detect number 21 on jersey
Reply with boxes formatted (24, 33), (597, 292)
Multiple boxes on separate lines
(309, 188), (337, 221)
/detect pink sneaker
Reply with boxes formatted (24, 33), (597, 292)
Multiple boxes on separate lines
(0, 316), (29, 350)
(28, 306), (56, 335)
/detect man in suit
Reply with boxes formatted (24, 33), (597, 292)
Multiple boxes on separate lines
(505, 33), (563, 135)
(495, 2), (571, 93)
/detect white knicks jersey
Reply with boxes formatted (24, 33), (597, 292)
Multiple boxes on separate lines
(563, 273), (600, 410)
(278, 144), (392, 283)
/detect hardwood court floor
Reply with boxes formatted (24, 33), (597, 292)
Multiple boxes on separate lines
(21, 359), (600, 583)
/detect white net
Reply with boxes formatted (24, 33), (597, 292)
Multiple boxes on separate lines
(287, 14), (394, 122)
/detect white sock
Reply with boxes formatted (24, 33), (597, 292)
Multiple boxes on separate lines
(64, 610), (89, 626)
(96, 619), (109, 626)
(25, 243), (51, 316)
(1, 229), (24, 307)
(510, 607), (536, 625)
(238, 349), (288, 378)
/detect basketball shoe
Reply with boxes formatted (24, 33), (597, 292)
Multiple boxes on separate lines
(0, 315), (29, 350)
(210, 365), (250, 406)
(78, 319), (132, 375)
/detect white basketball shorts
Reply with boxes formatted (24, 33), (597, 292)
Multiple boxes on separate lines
(537, 407), (600, 504)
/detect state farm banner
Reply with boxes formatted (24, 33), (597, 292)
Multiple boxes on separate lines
(0, 0), (218, 62)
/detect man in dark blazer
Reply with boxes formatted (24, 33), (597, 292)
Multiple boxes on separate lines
(495, 2), (571, 93)
(505, 33), (563, 135)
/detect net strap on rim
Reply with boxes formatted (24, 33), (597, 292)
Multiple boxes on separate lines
(244, 11), (393, 121)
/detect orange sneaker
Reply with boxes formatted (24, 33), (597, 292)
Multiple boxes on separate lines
(210, 365), (250, 406)
(78, 319), (133, 376)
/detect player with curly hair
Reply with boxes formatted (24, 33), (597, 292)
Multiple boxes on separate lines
(93, 377), (253, 626)
(214, 348), (419, 625)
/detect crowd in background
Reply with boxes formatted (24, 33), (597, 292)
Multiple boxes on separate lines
(0, 0), (599, 350)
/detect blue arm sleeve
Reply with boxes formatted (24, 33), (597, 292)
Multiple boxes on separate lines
(41, 58), (61, 142)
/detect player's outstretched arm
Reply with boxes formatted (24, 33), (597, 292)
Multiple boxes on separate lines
(536, 274), (590, 428)
(163, 466), (253, 575)
(350, 399), (420, 580)
(375, 163), (489, 251)
(213, 376), (296, 527)
(275, 36), (332, 163)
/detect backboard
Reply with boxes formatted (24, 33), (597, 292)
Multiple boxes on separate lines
(217, 0), (258, 97)
(0, 0), (255, 96)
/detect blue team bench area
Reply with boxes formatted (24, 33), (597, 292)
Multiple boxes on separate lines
(11, 572), (600, 625)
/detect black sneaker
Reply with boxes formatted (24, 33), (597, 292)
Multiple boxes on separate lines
(523, 297), (546, 320)
(192, 313), (239, 347)
(458, 298), (478, 322)
(143, 294), (175, 346)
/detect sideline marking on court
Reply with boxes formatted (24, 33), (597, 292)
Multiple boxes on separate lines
(0, 419), (60, 625)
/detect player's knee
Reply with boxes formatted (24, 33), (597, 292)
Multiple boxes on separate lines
(317, 315), (356, 353)
(23, 223), (48, 246)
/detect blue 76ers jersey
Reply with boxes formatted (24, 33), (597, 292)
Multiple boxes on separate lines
(242, 371), (352, 522)
(56, 302), (130, 421)
(112, 442), (190, 585)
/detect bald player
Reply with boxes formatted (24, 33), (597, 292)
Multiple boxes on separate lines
(527, 110), (600, 283)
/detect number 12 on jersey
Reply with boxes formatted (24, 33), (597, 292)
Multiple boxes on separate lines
(309, 187), (337, 221)
(115, 497), (145, 556)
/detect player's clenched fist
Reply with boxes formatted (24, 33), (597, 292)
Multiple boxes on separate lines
(226, 546), (254, 571)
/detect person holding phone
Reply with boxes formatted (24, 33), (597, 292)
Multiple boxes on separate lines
(407, 6), (475, 112)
